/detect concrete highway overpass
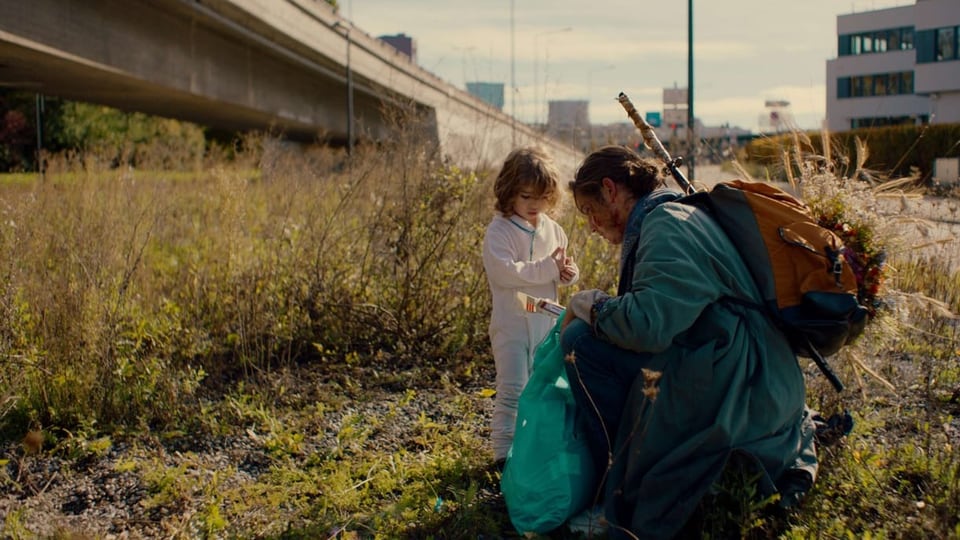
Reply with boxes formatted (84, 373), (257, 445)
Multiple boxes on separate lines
(0, 0), (582, 172)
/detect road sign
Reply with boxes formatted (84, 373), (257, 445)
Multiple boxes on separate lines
(645, 111), (661, 127)
(663, 87), (688, 106)
(664, 108), (688, 126)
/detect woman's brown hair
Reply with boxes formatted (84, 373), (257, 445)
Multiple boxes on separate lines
(568, 145), (664, 211)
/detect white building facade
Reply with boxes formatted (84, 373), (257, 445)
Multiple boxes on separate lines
(826, 0), (960, 132)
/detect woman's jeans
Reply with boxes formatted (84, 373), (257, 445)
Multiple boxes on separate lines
(561, 318), (651, 483)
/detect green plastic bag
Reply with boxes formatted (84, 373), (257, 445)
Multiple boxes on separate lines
(500, 316), (598, 534)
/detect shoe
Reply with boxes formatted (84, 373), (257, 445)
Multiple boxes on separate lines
(567, 504), (607, 535)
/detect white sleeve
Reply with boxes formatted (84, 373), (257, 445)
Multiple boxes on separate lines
(482, 224), (560, 288)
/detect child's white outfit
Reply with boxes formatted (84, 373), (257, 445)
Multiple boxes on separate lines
(482, 212), (579, 461)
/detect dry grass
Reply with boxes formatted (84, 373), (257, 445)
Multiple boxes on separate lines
(0, 122), (958, 538)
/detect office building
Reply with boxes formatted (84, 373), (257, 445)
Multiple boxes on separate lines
(466, 82), (505, 110)
(826, 0), (960, 132)
(547, 100), (589, 130)
(379, 33), (416, 62)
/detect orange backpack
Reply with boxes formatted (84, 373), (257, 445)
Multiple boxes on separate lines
(681, 180), (869, 392)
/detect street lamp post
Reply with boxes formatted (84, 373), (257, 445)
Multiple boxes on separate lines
(587, 64), (615, 148)
(333, 22), (354, 156)
(510, 0), (516, 145)
(534, 27), (572, 127)
(453, 45), (476, 88)
(35, 93), (44, 178)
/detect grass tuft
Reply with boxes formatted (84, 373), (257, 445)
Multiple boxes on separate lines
(0, 122), (958, 537)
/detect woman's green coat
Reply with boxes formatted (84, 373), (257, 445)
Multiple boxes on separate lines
(593, 194), (819, 538)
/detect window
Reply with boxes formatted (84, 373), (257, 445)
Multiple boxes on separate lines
(889, 73), (902, 94)
(901, 28), (913, 50)
(901, 71), (913, 94)
(838, 77), (851, 98)
(920, 26), (959, 63)
(873, 75), (887, 96)
(851, 77), (863, 97)
(850, 115), (927, 129)
(874, 31), (888, 52)
(917, 29), (936, 62)
(839, 27), (914, 56)
(936, 27), (956, 61)
(889, 29), (901, 51)
(837, 71), (914, 99)
(839, 35), (851, 56)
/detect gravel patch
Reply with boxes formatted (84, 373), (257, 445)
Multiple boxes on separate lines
(0, 368), (498, 539)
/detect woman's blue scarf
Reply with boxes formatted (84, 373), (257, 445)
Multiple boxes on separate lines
(617, 188), (683, 295)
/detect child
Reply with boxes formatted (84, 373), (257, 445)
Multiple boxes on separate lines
(482, 147), (579, 466)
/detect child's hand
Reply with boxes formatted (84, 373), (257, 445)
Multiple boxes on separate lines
(553, 248), (577, 283)
(550, 247), (566, 276)
(560, 259), (576, 283)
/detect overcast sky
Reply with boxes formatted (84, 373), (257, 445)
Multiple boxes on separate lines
(343, 0), (914, 132)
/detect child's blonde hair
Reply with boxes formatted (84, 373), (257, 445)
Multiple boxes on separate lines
(493, 147), (561, 215)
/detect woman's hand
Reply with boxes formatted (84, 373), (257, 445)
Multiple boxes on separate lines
(560, 305), (577, 332)
(569, 289), (612, 325)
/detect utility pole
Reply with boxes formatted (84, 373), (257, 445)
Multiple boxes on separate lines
(534, 27), (572, 127)
(35, 93), (44, 179)
(587, 64), (615, 149)
(333, 22), (354, 156)
(346, 32), (354, 156)
(510, 0), (516, 145)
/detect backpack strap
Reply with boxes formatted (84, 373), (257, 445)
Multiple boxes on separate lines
(802, 336), (846, 393)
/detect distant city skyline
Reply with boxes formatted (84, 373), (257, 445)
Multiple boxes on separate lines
(346, 0), (914, 132)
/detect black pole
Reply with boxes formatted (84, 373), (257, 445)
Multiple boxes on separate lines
(687, 0), (694, 181)
(346, 30), (354, 156)
(333, 22), (354, 156)
(510, 0), (516, 146)
(35, 93), (44, 178)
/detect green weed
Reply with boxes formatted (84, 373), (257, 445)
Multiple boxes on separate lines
(1, 116), (959, 538)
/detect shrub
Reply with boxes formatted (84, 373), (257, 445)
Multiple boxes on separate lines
(741, 124), (960, 183)
(0, 107), (561, 434)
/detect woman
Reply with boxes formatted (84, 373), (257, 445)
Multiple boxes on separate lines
(560, 145), (818, 538)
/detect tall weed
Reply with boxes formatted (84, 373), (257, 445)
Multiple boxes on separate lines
(2, 109), (598, 435)
(745, 132), (960, 538)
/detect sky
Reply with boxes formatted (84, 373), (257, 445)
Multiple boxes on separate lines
(343, 0), (914, 133)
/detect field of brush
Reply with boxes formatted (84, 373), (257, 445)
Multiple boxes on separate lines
(1, 128), (958, 539)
